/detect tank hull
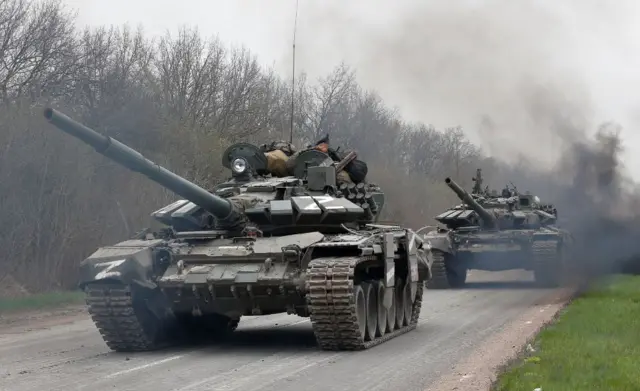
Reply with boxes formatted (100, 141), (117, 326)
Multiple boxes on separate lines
(423, 227), (571, 289)
(156, 232), (322, 319)
(79, 226), (432, 352)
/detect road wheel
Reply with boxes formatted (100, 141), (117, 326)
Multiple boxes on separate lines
(362, 282), (378, 341)
(374, 281), (387, 337)
(402, 281), (413, 326)
(394, 278), (406, 329)
(354, 284), (367, 341)
(386, 286), (397, 332)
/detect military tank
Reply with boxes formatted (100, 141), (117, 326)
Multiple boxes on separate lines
(42, 107), (432, 352)
(423, 170), (571, 289)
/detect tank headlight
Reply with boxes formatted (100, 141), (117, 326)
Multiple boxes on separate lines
(232, 158), (247, 174)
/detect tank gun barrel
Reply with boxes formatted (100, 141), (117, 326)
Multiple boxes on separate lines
(43, 108), (243, 228)
(445, 177), (496, 228)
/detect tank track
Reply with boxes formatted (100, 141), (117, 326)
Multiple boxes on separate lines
(531, 240), (562, 287)
(426, 250), (467, 289)
(85, 283), (169, 352)
(425, 250), (450, 289)
(306, 255), (424, 351)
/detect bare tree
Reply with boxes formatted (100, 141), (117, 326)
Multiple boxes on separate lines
(154, 27), (227, 130)
(0, 0), (77, 103)
(441, 126), (480, 184)
(399, 124), (444, 175)
(300, 62), (357, 142)
(0, 14), (492, 294)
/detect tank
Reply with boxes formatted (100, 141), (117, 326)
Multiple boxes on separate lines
(422, 169), (572, 289)
(42, 108), (432, 352)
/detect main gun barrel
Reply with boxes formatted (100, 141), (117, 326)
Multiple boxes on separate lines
(43, 108), (242, 225)
(445, 177), (496, 228)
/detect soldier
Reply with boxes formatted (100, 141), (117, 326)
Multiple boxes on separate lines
(311, 134), (330, 154)
(259, 140), (296, 177)
(324, 135), (369, 185)
(501, 187), (513, 198)
(285, 134), (359, 184)
(471, 168), (483, 195)
(261, 135), (367, 185)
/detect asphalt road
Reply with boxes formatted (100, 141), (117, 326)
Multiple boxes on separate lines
(0, 270), (560, 391)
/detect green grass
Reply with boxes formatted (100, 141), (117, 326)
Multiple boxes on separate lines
(0, 291), (85, 314)
(494, 275), (640, 391)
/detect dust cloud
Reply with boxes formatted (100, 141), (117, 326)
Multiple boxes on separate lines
(292, 0), (640, 277)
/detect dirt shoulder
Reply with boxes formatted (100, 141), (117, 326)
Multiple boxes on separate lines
(0, 289), (87, 334)
(0, 304), (88, 335)
(425, 286), (576, 391)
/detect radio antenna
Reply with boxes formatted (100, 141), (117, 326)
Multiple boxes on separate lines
(289, 0), (300, 144)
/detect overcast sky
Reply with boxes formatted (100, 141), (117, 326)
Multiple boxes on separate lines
(63, 0), (640, 179)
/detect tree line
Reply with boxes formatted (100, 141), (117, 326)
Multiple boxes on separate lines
(0, 0), (505, 293)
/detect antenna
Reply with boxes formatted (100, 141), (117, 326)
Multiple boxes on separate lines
(289, 0), (300, 144)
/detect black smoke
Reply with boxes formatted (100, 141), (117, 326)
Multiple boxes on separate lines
(293, 1), (640, 280)
(486, 117), (640, 281)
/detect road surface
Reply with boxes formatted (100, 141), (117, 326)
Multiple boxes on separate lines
(0, 270), (563, 391)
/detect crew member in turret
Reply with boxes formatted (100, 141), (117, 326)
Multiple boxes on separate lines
(259, 135), (367, 184)
(297, 135), (353, 184)
(285, 134), (368, 184)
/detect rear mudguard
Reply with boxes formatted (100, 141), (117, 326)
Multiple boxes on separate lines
(407, 230), (432, 281)
(78, 238), (167, 290)
(380, 228), (428, 307)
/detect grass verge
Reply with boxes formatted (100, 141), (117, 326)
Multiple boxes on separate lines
(0, 291), (85, 314)
(493, 274), (640, 391)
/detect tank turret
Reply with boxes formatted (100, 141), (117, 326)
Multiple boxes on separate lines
(43, 108), (245, 231)
(445, 177), (497, 228)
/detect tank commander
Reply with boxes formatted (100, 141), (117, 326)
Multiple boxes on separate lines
(501, 187), (514, 198)
(286, 134), (368, 184)
(287, 134), (353, 184)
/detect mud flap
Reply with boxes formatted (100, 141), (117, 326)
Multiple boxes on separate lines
(406, 231), (420, 302)
(382, 232), (396, 309)
(78, 239), (165, 289)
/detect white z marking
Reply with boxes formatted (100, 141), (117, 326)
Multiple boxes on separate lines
(94, 259), (126, 280)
